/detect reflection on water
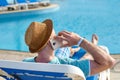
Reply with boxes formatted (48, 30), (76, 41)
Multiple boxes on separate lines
(0, 0), (120, 54)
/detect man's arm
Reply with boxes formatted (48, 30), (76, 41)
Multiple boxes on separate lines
(80, 39), (115, 75)
(56, 30), (116, 75)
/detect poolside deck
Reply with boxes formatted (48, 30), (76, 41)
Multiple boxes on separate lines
(0, 3), (59, 14)
(0, 50), (119, 80)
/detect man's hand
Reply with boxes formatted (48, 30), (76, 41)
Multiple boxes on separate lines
(54, 31), (82, 47)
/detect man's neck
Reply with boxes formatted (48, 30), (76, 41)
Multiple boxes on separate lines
(35, 47), (55, 63)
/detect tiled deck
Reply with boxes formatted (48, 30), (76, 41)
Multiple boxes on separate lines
(0, 50), (120, 80)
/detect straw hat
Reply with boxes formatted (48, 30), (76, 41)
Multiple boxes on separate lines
(25, 19), (53, 53)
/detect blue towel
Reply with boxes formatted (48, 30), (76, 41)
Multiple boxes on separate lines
(71, 47), (86, 59)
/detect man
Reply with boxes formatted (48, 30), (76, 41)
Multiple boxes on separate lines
(24, 19), (116, 78)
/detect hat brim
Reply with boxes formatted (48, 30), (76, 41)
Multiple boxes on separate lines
(29, 19), (53, 53)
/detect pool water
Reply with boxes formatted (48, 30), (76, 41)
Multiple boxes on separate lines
(0, 0), (120, 54)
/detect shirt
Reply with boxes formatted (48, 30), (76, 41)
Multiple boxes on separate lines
(23, 57), (90, 77)
(55, 47), (71, 58)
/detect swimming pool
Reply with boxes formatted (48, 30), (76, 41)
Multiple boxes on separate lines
(0, 0), (120, 54)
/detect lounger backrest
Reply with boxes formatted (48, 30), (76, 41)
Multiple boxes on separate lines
(29, 0), (38, 2)
(0, 1), (1, 6)
(0, 0), (8, 6)
(16, 0), (27, 3)
(0, 60), (85, 80)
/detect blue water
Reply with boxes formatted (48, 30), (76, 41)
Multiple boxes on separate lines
(0, 0), (120, 54)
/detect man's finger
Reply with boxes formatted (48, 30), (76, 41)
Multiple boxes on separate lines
(57, 31), (70, 38)
(55, 36), (68, 42)
(62, 30), (72, 34)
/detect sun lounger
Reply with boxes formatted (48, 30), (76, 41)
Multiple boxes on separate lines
(27, 0), (40, 8)
(39, 0), (50, 6)
(0, 0), (18, 11)
(29, 0), (39, 3)
(98, 46), (111, 80)
(0, 60), (85, 80)
(16, 0), (28, 10)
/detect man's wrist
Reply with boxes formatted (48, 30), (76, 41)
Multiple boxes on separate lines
(77, 37), (84, 46)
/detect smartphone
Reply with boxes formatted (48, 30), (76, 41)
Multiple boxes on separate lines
(50, 39), (62, 50)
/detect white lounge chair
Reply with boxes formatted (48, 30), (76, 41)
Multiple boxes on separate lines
(39, 0), (50, 6)
(0, 60), (85, 80)
(98, 46), (111, 80)
(15, 0), (28, 10)
(27, 0), (39, 8)
(0, 0), (18, 11)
